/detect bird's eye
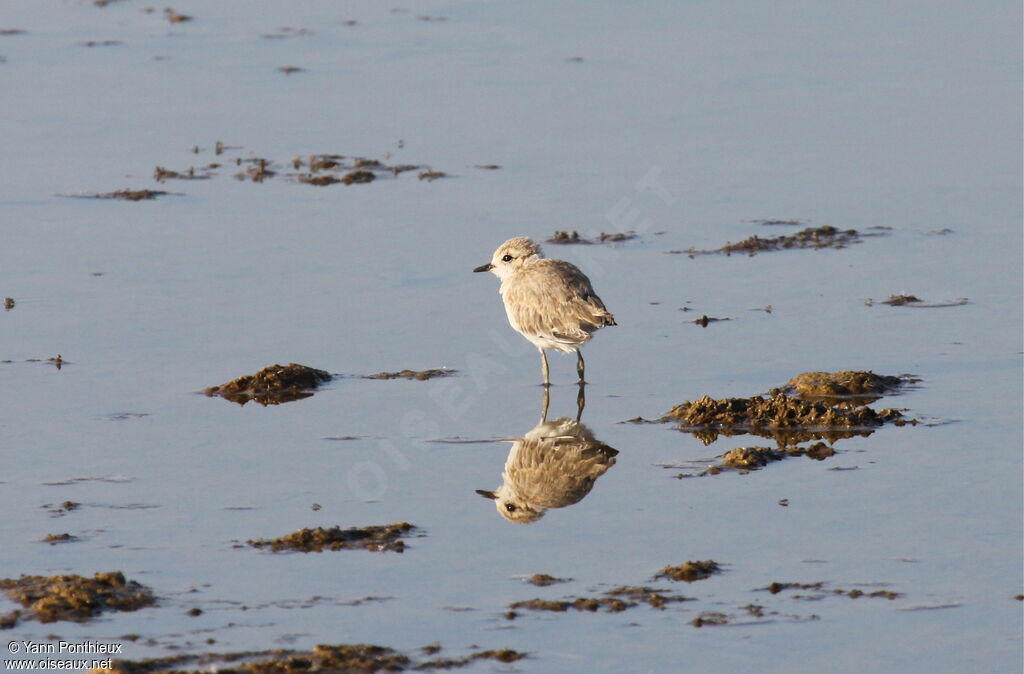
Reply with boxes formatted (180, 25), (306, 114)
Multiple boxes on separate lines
(502, 254), (513, 262)
(505, 503), (517, 512)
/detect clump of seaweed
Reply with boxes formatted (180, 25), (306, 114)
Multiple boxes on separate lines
(363, 369), (455, 380)
(0, 572), (155, 625)
(247, 523), (417, 553)
(204, 363), (332, 406)
(654, 560), (721, 582)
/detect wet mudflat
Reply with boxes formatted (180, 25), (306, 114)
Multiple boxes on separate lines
(0, 1), (1020, 673)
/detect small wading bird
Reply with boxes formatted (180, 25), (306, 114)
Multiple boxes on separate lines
(474, 237), (616, 386)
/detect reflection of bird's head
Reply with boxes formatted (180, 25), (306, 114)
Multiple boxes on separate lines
(476, 487), (545, 524)
(476, 417), (617, 524)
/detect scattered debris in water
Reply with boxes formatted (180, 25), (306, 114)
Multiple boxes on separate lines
(752, 219), (803, 226)
(882, 294), (922, 306)
(278, 65), (305, 75)
(153, 166), (212, 182)
(691, 611), (730, 627)
(546, 230), (638, 244)
(61, 189), (175, 201)
(260, 27), (313, 39)
(692, 315), (729, 328)
(246, 523), (418, 553)
(4, 297), (13, 310)
(204, 363), (332, 406)
(79, 40), (123, 47)
(92, 643), (524, 674)
(524, 574), (572, 587)
(869, 294), (970, 308)
(0, 572), (155, 625)
(654, 560), (721, 582)
(42, 501), (80, 517)
(40, 533), (78, 545)
(164, 8), (192, 23)
(418, 169), (447, 181)
(762, 581), (901, 600)
(666, 225), (873, 256)
(363, 368), (455, 380)
(474, 164), (501, 170)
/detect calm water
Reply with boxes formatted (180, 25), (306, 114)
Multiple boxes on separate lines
(1, 1), (1021, 672)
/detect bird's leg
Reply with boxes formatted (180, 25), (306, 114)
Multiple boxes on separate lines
(575, 349), (585, 384)
(540, 349), (551, 387)
(575, 380), (586, 422)
(540, 385), (551, 424)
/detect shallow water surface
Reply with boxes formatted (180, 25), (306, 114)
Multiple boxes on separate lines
(1, 1), (1021, 672)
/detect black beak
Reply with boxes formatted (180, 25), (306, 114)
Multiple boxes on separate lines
(475, 489), (497, 499)
(473, 263), (493, 273)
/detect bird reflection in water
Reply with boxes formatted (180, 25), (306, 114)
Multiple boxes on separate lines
(476, 385), (618, 524)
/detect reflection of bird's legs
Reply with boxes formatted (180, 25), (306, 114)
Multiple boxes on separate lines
(540, 385), (551, 424)
(575, 381), (586, 423)
(540, 349), (551, 387)
(575, 348), (585, 384)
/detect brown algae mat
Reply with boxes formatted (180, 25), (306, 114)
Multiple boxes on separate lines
(0, 572), (154, 626)
(666, 225), (874, 256)
(247, 523), (418, 553)
(204, 363), (331, 405)
(89, 644), (525, 674)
